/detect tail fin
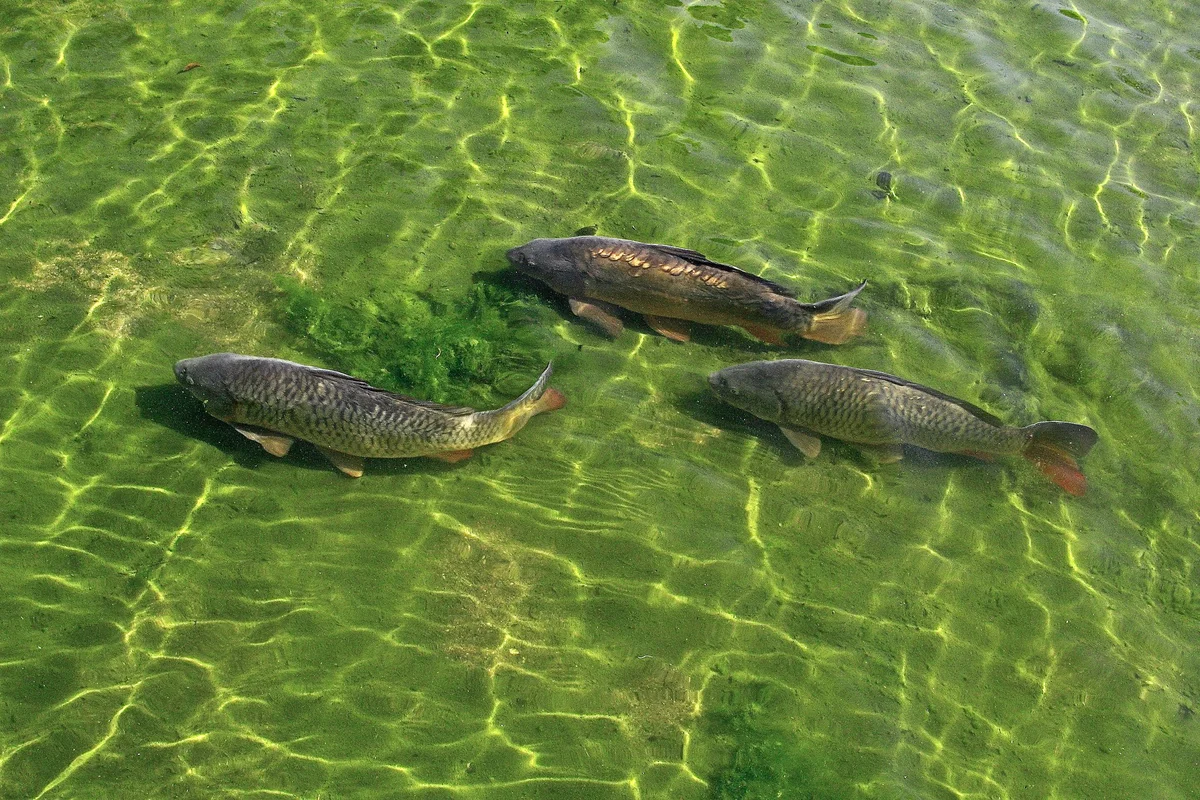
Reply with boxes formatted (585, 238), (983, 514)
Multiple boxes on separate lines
(1022, 421), (1098, 496)
(500, 362), (566, 417)
(797, 280), (868, 345)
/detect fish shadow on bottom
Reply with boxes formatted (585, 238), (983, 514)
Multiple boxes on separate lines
(133, 384), (463, 477)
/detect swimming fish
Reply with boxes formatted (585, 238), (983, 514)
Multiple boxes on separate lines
(506, 236), (866, 345)
(708, 359), (1098, 495)
(174, 353), (565, 477)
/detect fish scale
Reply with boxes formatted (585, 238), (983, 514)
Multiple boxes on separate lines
(773, 361), (1026, 453)
(506, 236), (867, 345)
(708, 358), (1097, 495)
(175, 354), (564, 474)
(224, 358), (482, 456)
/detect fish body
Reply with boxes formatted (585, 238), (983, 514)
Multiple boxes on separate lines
(174, 353), (565, 477)
(708, 359), (1098, 495)
(506, 236), (866, 345)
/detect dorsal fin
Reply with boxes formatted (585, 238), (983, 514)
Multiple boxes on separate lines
(380, 395), (477, 416)
(644, 243), (799, 298)
(304, 366), (476, 416)
(851, 368), (1006, 427)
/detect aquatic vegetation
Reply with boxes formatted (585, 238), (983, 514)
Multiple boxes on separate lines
(705, 691), (820, 800)
(3, 0), (1198, 797)
(276, 277), (549, 405)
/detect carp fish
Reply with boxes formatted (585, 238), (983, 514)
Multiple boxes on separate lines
(506, 236), (866, 345)
(174, 353), (565, 477)
(708, 359), (1098, 495)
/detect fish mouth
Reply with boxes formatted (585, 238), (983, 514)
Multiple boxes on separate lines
(173, 360), (193, 386)
(505, 246), (529, 267)
(707, 371), (733, 401)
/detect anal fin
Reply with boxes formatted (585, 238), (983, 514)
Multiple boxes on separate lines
(643, 314), (692, 342)
(569, 297), (624, 337)
(854, 443), (904, 463)
(232, 425), (294, 457)
(317, 446), (365, 478)
(742, 323), (785, 346)
(1025, 442), (1087, 496)
(780, 426), (821, 458)
(428, 449), (473, 463)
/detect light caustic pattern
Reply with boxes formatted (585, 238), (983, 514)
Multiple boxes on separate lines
(1, 0), (1200, 798)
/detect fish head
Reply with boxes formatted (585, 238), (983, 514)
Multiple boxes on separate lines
(708, 364), (783, 422)
(174, 353), (239, 419)
(506, 238), (587, 295)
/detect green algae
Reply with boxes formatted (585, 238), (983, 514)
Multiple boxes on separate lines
(276, 277), (550, 404)
(2, 0), (1200, 798)
(706, 695), (817, 800)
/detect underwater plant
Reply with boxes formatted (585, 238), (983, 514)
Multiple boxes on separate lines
(704, 686), (828, 800)
(276, 277), (548, 406)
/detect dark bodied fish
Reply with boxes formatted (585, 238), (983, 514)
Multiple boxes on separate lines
(506, 236), (866, 345)
(708, 359), (1098, 495)
(174, 353), (565, 477)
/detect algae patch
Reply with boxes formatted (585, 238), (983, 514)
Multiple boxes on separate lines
(703, 682), (824, 800)
(276, 278), (549, 405)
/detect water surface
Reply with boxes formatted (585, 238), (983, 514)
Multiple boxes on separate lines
(1, 0), (1198, 797)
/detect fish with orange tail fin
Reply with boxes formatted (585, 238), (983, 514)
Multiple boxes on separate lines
(708, 359), (1098, 495)
(174, 354), (565, 477)
(506, 236), (866, 345)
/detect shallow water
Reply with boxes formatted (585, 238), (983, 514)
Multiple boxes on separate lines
(1, 0), (1198, 797)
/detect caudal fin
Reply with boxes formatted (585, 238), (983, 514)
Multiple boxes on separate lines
(798, 280), (868, 345)
(1022, 421), (1098, 496)
(500, 362), (566, 417)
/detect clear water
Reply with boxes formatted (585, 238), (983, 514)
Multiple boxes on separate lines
(2, 0), (1198, 797)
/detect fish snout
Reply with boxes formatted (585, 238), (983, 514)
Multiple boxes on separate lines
(708, 371), (736, 400)
(505, 245), (530, 267)
(174, 360), (195, 387)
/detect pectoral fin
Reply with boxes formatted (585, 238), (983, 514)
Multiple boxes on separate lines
(854, 443), (905, 463)
(780, 426), (822, 458)
(428, 449), (473, 463)
(317, 446), (364, 478)
(569, 298), (624, 337)
(643, 314), (692, 342)
(232, 425), (294, 457)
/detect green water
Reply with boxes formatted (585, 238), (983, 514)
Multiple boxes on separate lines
(2, 0), (1198, 797)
